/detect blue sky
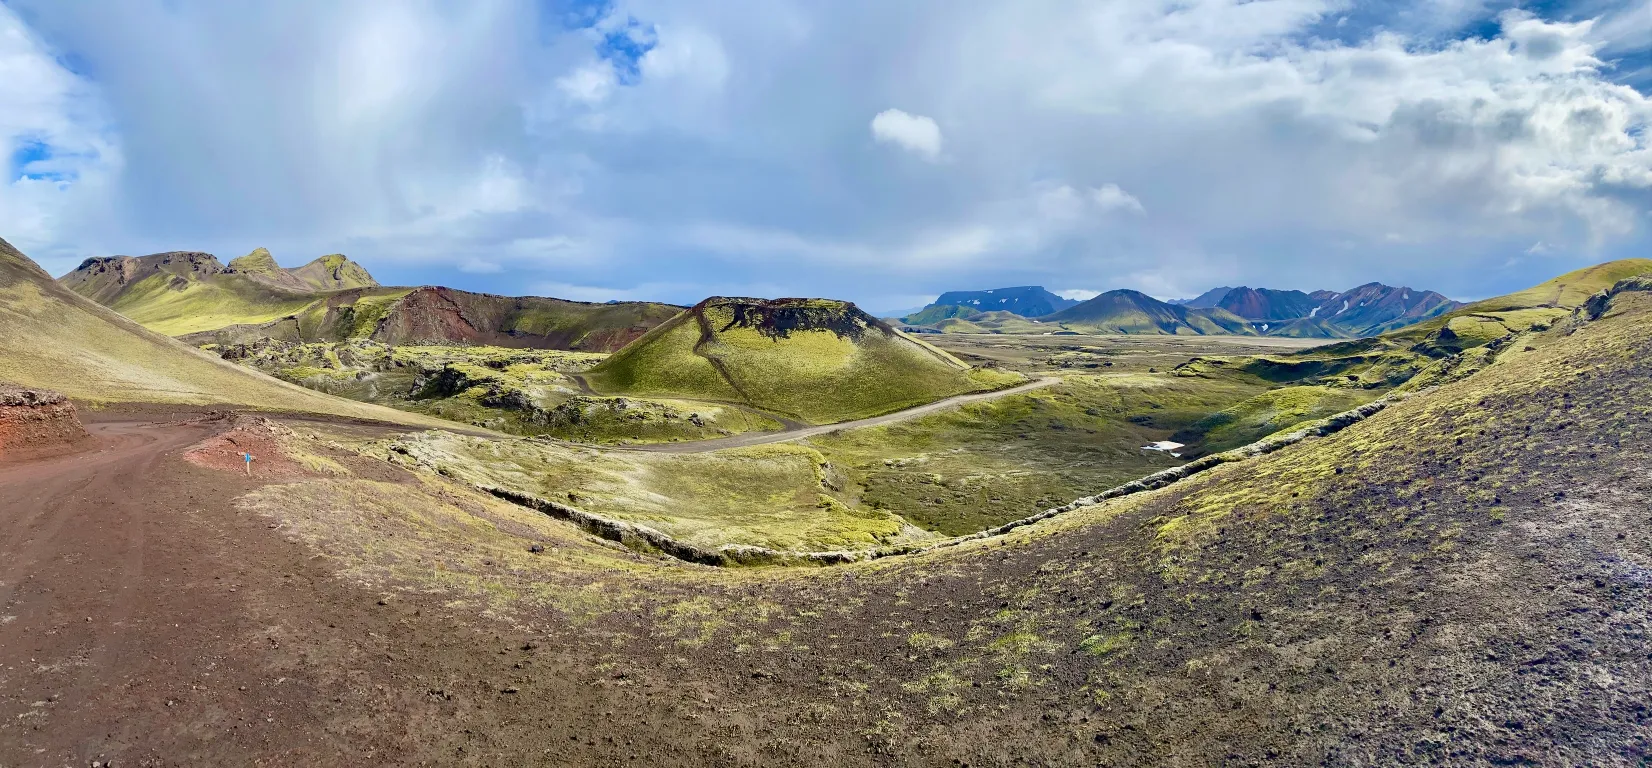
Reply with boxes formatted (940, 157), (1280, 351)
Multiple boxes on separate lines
(1, 0), (1648, 313)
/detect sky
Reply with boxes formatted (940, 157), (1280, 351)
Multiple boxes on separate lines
(1, 0), (1648, 314)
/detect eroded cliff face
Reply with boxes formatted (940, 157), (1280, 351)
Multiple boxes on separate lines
(0, 385), (90, 460)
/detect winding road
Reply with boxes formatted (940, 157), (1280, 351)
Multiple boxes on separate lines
(631, 375), (1060, 453)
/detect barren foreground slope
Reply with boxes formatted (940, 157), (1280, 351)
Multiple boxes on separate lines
(1, 271), (1648, 765)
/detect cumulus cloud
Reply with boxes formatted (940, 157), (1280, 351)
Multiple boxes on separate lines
(0, 0), (1647, 304)
(870, 109), (943, 161)
(1092, 184), (1146, 215)
(0, 4), (119, 267)
(1055, 289), (1100, 301)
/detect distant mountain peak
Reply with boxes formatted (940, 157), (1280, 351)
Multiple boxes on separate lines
(926, 286), (1078, 318)
(226, 247), (280, 274)
(1174, 286), (1234, 309)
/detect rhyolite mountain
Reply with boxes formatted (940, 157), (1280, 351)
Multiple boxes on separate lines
(902, 279), (1458, 338)
(1194, 283), (1460, 336)
(1170, 286), (1235, 308)
(919, 286), (1078, 319)
(1215, 287), (1321, 322)
(60, 249), (681, 353)
(1039, 290), (1256, 335)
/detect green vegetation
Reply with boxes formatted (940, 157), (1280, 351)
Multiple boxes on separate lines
(231, 271), (1652, 763)
(1468, 258), (1652, 312)
(901, 304), (981, 325)
(379, 431), (934, 552)
(60, 250), (680, 351)
(106, 267), (327, 336)
(0, 237), (452, 426)
(1175, 385), (1378, 454)
(933, 311), (1061, 334)
(218, 340), (782, 443)
(586, 297), (1024, 424)
(1041, 291), (1254, 335)
(802, 370), (1266, 534)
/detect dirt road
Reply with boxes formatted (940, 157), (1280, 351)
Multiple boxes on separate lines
(633, 376), (1060, 453)
(0, 417), (719, 766)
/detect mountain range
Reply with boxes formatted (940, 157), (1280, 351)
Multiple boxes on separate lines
(928, 286), (1078, 317)
(59, 249), (681, 352)
(902, 281), (1461, 338)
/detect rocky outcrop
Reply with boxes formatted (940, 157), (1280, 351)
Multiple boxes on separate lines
(1581, 275), (1652, 321)
(0, 384), (90, 460)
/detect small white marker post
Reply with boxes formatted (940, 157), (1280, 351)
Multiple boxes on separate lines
(243, 452), (254, 476)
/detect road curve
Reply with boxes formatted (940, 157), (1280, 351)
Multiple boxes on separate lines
(631, 376), (1061, 454)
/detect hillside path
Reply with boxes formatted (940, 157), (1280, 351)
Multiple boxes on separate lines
(632, 376), (1060, 453)
(0, 415), (695, 766)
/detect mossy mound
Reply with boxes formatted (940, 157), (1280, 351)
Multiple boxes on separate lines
(218, 340), (780, 443)
(901, 304), (982, 325)
(585, 297), (1022, 424)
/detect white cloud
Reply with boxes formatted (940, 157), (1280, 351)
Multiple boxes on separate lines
(1092, 184), (1146, 215)
(0, 1), (1647, 306)
(557, 63), (617, 105)
(1055, 289), (1100, 301)
(0, 4), (119, 263)
(870, 109), (943, 161)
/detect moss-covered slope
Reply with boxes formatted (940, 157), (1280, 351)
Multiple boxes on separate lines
(585, 297), (1023, 424)
(0, 237), (451, 426)
(1041, 290), (1255, 335)
(60, 249), (681, 352)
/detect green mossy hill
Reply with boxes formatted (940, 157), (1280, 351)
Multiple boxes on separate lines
(367, 287), (681, 352)
(901, 304), (982, 325)
(218, 340), (778, 443)
(224, 247), (282, 275)
(921, 310), (1062, 334)
(60, 247), (382, 336)
(585, 297), (1023, 424)
(0, 236), (449, 426)
(62, 251), (681, 352)
(288, 253), (380, 291)
(1469, 257), (1652, 312)
(1041, 290), (1255, 335)
(223, 247), (379, 291)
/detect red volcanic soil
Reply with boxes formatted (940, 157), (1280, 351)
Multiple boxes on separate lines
(182, 414), (311, 480)
(0, 385), (90, 462)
